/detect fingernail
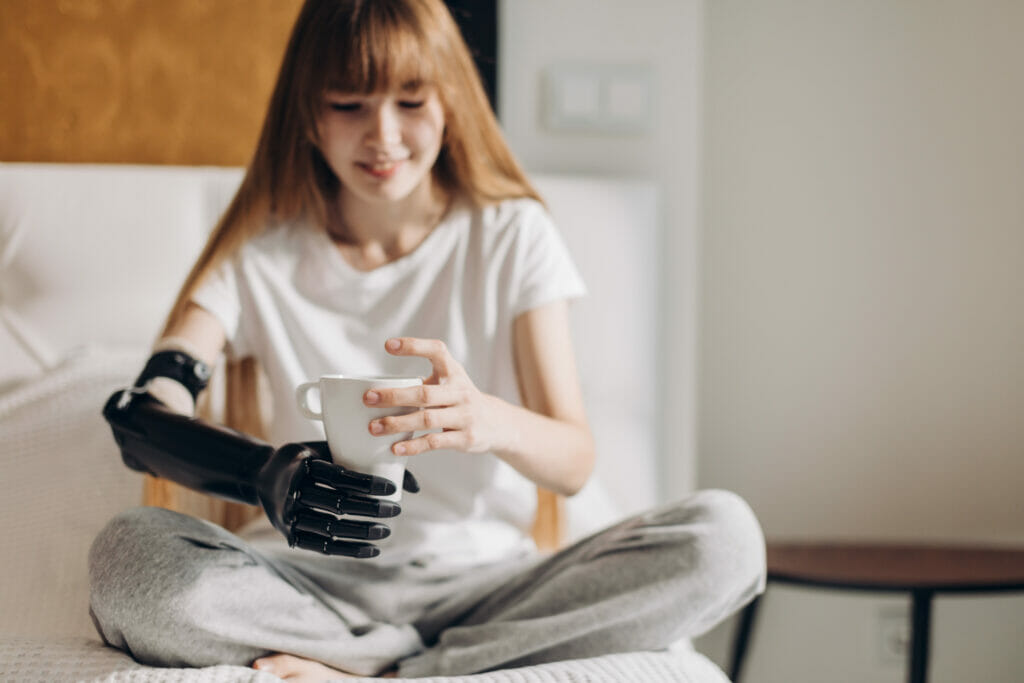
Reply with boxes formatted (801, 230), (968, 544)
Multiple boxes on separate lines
(370, 421), (383, 434)
(253, 660), (273, 672)
(386, 338), (401, 351)
(364, 391), (379, 404)
(394, 444), (406, 455)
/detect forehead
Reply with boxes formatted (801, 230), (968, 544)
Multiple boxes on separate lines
(319, 17), (437, 95)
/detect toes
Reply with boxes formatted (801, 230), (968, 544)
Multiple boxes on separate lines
(252, 654), (353, 681)
(253, 653), (296, 675)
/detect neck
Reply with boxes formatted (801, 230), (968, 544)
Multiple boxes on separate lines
(326, 180), (451, 270)
(331, 179), (449, 245)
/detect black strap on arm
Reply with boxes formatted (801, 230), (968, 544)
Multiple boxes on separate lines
(133, 350), (212, 401)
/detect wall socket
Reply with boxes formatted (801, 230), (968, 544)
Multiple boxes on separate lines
(877, 606), (910, 665)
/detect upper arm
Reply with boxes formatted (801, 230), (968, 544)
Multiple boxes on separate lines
(161, 302), (228, 366)
(512, 300), (588, 428)
(142, 303), (226, 415)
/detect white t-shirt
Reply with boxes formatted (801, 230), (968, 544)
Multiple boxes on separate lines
(192, 197), (586, 567)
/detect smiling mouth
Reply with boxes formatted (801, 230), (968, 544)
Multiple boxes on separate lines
(359, 160), (406, 179)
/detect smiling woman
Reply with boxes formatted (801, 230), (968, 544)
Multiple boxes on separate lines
(72, 1), (764, 680)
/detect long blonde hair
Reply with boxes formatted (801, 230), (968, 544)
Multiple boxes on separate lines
(166, 0), (535, 398)
(166, 0), (538, 337)
(151, 1), (541, 519)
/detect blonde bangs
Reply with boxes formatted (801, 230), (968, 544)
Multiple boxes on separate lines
(318, 3), (439, 96)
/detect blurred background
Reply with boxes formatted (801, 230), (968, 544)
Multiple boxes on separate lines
(2, 1), (1022, 681)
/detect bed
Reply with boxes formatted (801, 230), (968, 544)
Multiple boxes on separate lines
(0, 163), (730, 682)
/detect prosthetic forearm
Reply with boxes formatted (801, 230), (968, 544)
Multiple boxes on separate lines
(102, 388), (411, 558)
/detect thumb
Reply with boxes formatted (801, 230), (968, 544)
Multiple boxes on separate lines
(402, 469), (420, 493)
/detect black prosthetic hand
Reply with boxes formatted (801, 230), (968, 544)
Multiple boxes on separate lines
(103, 389), (418, 558)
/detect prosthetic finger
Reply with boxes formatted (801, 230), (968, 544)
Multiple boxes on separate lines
(297, 480), (401, 518)
(103, 387), (400, 560)
(291, 509), (390, 541)
(403, 469), (420, 493)
(290, 528), (380, 559)
(306, 457), (396, 497)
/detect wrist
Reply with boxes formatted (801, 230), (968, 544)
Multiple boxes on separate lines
(484, 393), (522, 458)
(145, 376), (196, 416)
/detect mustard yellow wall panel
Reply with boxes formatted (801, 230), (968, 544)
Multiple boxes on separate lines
(1, 0), (303, 165)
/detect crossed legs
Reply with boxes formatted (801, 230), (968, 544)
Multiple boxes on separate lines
(89, 489), (765, 678)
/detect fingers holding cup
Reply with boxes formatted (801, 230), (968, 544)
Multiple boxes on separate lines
(294, 374), (422, 501)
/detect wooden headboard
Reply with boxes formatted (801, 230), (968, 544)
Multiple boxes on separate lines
(1, 0), (302, 165)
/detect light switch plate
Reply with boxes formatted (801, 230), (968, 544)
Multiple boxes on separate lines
(544, 63), (653, 134)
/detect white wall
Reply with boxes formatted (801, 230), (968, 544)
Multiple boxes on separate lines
(499, 0), (704, 499)
(502, 1), (1024, 682)
(697, 1), (1024, 681)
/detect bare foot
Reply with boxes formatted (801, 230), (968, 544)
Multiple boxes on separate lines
(252, 653), (357, 681)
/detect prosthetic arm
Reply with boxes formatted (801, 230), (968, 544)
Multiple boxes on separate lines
(103, 353), (415, 558)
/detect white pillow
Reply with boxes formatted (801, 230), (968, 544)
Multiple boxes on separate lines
(0, 163), (243, 388)
(0, 345), (147, 638)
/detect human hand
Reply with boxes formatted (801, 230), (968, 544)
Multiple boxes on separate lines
(363, 337), (506, 456)
(256, 441), (419, 558)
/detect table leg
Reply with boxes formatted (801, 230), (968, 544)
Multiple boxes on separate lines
(728, 594), (762, 683)
(908, 589), (933, 683)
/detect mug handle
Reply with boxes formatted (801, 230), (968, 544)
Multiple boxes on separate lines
(295, 381), (323, 420)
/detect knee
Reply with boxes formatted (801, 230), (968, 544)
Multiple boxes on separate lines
(90, 506), (165, 553)
(90, 506), (184, 572)
(686, 489), (767, 599)
(90, 508), (166, 608)
(88, 507), (253, 667)
(88, 507), (199, 637)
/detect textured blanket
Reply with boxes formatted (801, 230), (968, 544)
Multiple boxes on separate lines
(1, 637), (729, 683)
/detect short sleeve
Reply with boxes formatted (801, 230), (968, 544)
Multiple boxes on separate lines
(190, 257), (248, 358)
(511, 203), (587, 317)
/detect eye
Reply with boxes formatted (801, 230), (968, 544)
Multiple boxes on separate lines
(398, 100), (425, 109)
(328, 101), (362, 113)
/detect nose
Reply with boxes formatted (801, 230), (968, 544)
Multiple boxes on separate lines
(367, 104), (401, 148)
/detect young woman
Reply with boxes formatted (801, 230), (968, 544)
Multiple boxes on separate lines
(89, 1), (765, 680)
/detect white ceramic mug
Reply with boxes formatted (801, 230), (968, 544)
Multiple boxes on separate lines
(295, 374), (422, 501)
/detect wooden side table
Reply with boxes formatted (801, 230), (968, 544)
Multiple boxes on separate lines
(728, 542), (1024, 683)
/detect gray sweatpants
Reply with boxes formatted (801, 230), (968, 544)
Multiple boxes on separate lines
(88, 489), (765, 678)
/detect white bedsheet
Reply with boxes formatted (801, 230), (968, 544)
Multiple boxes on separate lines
(0, 637), (729, 683)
